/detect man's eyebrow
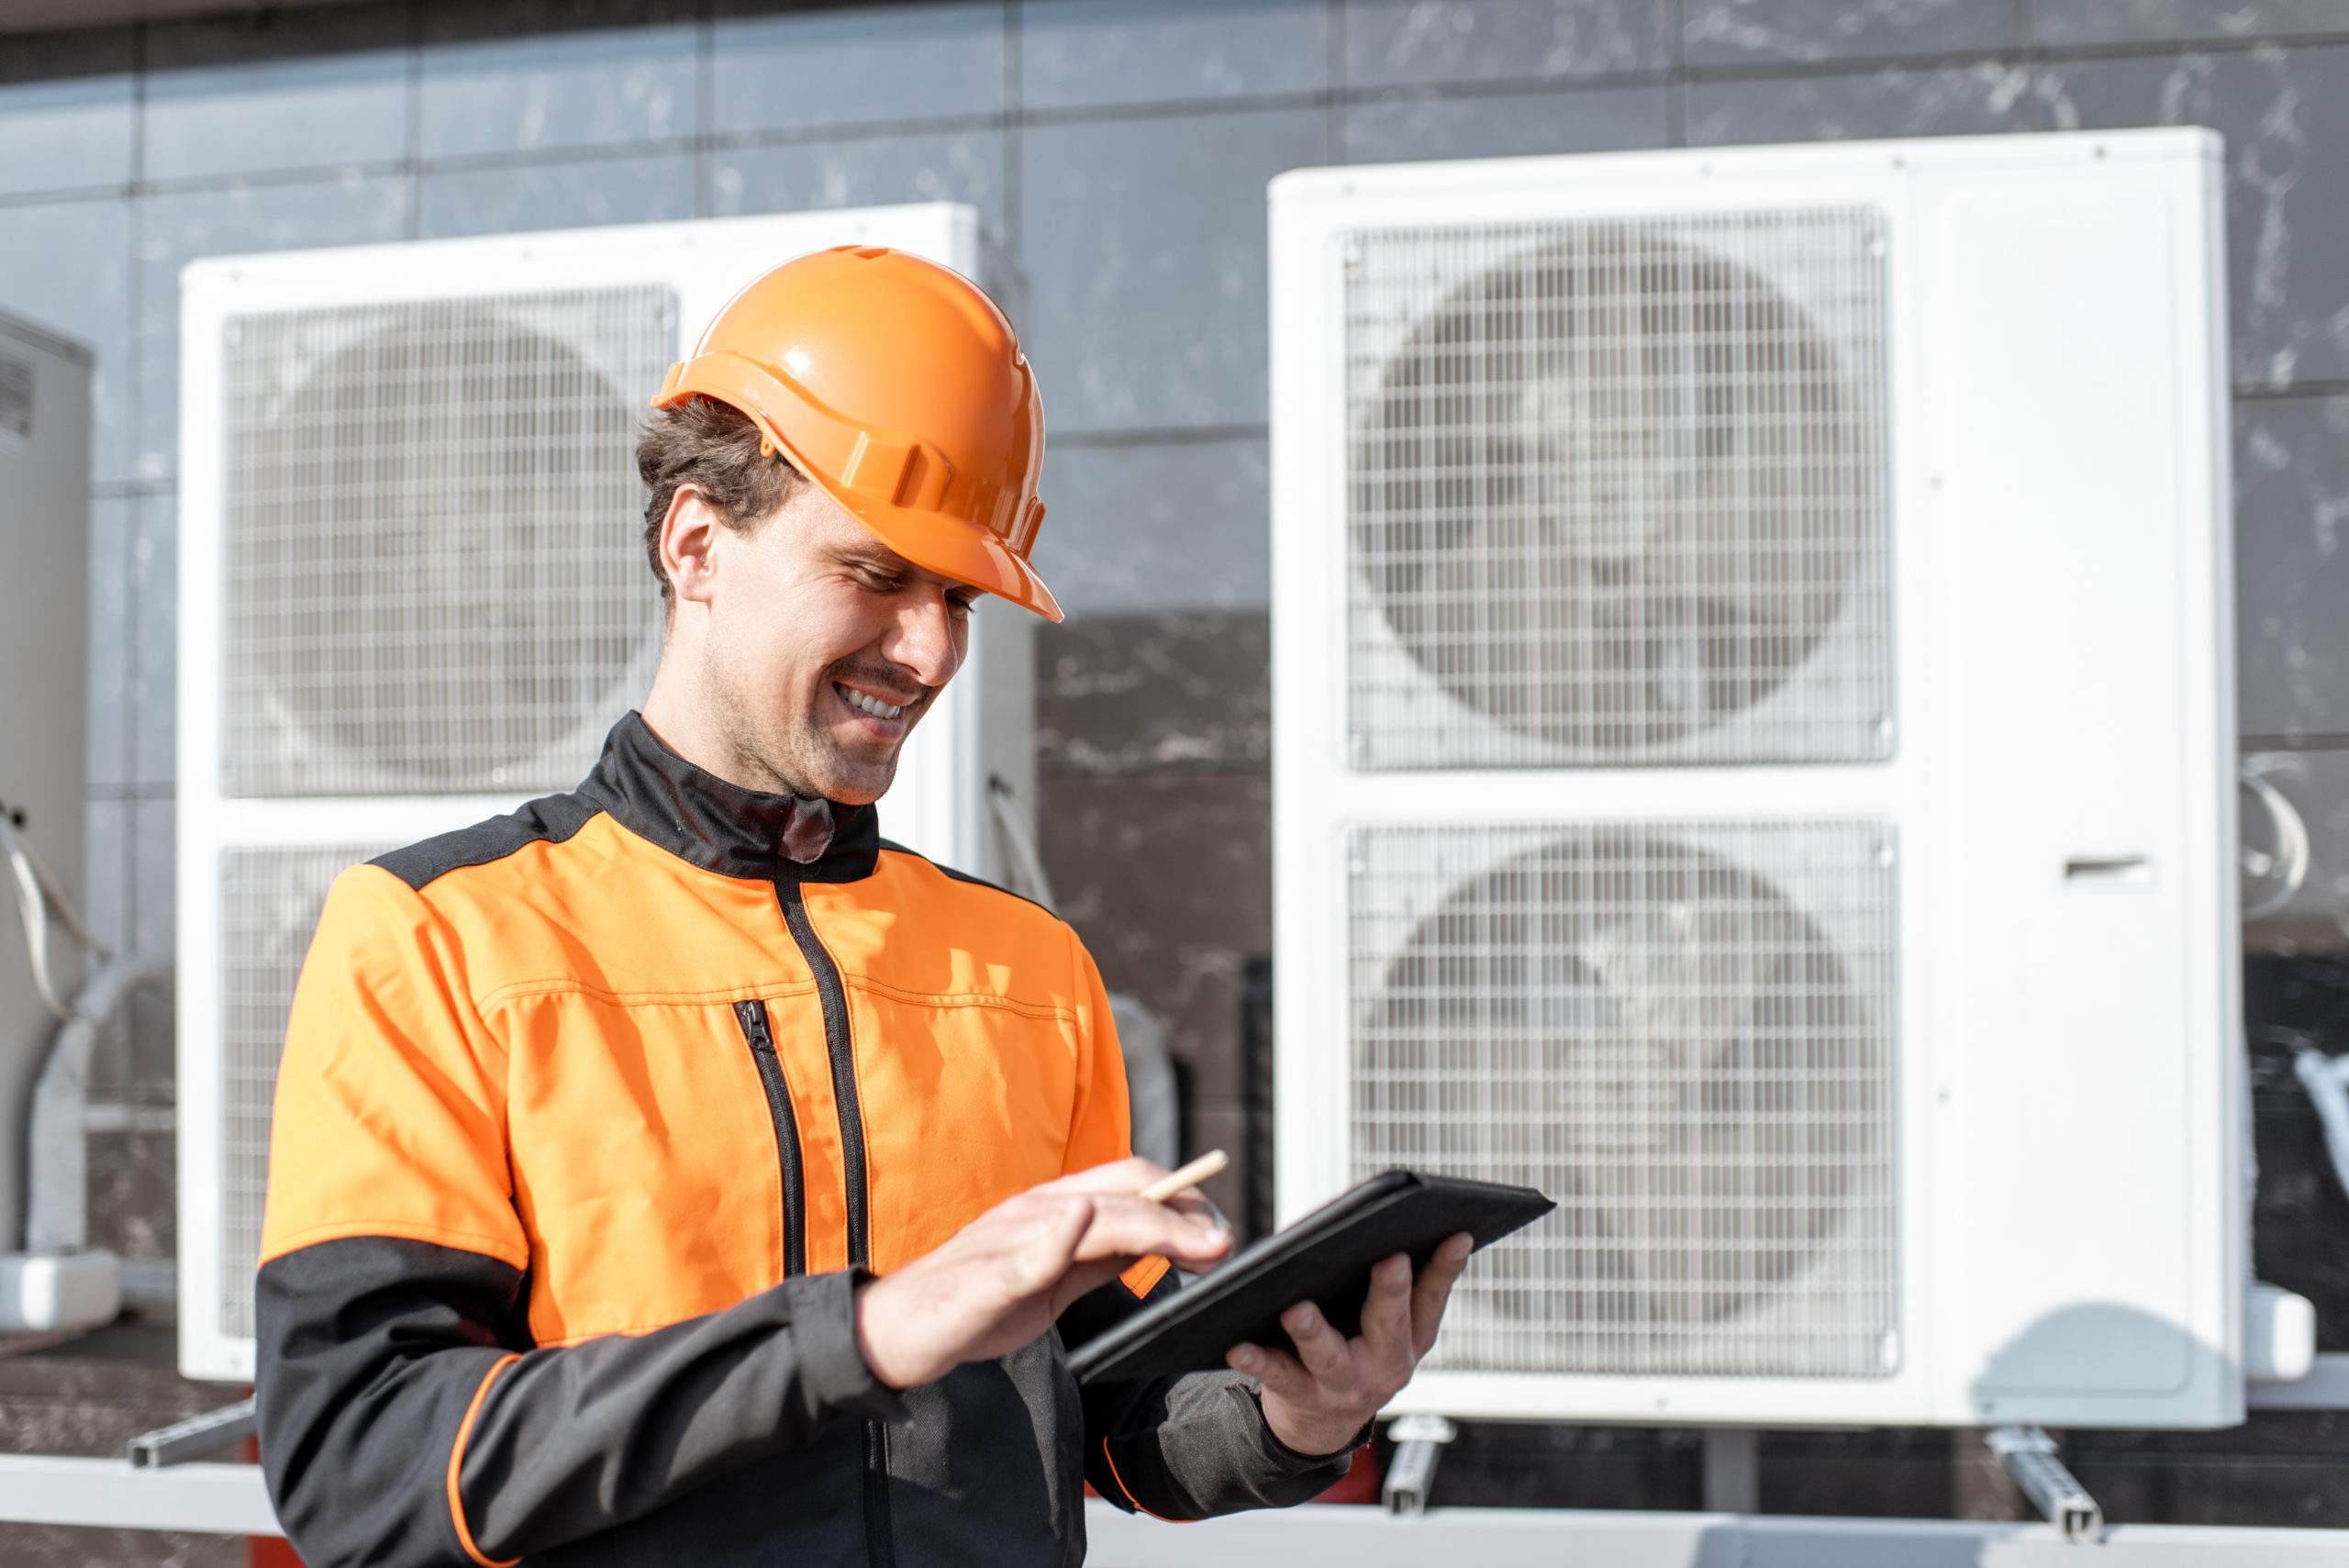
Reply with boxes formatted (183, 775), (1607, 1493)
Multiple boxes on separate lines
(826, 543), (912, 574)
(826, 542), (980, 597)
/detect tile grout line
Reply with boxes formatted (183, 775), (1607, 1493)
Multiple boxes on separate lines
(1327, 0), (1346, 162)
(694, 0), (715, 221)
(2016, 0), (2042, 132)
(1004, 0), (1022, 276)
(120, 16), (149, 951)
(1665, 0), (1687, 148)
(1054, 423), (1268, 449)
(405, 0), (425, 241)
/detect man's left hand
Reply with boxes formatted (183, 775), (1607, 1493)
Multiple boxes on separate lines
(1224, 1232), (1474, 1458)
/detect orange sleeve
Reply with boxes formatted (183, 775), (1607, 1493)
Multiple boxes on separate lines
(1060, 933), (1133, 1175)
(261, 864), (527, 1269)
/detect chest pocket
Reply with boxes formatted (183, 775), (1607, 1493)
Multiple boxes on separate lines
(506, 994), (807, 1345)
(842, 987), (1084, 1275)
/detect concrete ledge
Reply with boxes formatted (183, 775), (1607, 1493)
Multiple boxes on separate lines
(1085, 1500), (2349, 1567)
(0, 1458), (2342, 1560)
(0, 1455), (279, 1535)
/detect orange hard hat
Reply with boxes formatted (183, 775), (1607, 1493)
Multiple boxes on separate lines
(652, 246), (1060, 621)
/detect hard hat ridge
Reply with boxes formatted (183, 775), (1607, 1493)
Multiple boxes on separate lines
(654, 246), (1060, 622)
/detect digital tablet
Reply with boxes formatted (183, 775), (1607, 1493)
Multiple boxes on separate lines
(1064, 1169), (1553, 1385)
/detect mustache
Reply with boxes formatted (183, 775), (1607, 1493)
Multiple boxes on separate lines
(827, 660), (932, 709)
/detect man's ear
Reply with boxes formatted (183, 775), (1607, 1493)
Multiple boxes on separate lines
(661, 485), (724, 608)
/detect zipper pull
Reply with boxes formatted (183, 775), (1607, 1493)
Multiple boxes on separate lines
(733, 998), (774, 1053)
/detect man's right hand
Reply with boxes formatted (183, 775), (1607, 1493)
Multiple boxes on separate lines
(853, 1159), (1232, 1390)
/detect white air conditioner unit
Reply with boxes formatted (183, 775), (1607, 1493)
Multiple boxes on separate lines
(177, 204), (1035, 1383)
(1271, 130), (2242, 1429)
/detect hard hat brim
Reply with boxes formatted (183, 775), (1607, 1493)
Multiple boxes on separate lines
(815, 474), (1065, 624)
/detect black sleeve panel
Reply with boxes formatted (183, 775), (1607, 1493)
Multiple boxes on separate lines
(459, 1265), (902, 1560)
(257, 1237), (906, 1568)
(1072, 1270), (1353, 1519)
(1056, 1269), (1163, 1354)
(257, 1236), (525, 1568)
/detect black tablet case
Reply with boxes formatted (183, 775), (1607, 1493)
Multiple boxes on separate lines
(1064, 1169), (1553, 1385)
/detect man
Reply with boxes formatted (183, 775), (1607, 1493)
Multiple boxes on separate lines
(256, 247), (1471, 1568)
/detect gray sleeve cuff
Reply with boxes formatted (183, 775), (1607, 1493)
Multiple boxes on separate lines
(1248, 1390), (1372, 1467)
(783, 1270), (909, 1425)
(1157, 1372), (1356, 1511)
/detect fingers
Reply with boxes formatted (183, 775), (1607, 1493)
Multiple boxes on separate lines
(1224, 1340), (1309, 1401)
(1048, 1156), (1168, 1195)
(1068, 1193), (1232, 1268)
(1032, 1160), (1237, 1266)
(1278, 1299), (1353, 1385)
(996, 1194), (1097, 1297)
(1409, 1232), (1475, 1356)
(1351, 1253), (1415, 1373)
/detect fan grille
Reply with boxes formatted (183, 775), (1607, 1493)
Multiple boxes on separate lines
(221, 287), (672, 797)
(218, 843), (394, 1339)
(1346, 211), (1891, 768)
(1350, 820), (1898, 1377)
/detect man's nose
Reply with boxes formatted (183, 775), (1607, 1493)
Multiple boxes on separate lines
(886, 594), (964, 690)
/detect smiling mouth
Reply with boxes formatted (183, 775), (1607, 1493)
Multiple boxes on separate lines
(834, 682), (909, 721)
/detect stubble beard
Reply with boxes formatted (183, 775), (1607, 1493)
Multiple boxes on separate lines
(698, 651), (905, 805)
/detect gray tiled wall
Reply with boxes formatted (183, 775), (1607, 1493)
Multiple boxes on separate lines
(0, 0), (2346, 1532)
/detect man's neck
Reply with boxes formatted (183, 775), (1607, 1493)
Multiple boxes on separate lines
(640, 657), (816, 801)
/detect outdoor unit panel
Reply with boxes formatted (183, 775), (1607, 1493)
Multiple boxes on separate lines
(178, 205), (1030, 1382)
(220, 287), (674, 798)
(214, 841), (396, 1340)
(0, 310), (91, 1254)
(1346, 209), (1893, 772)
(1272, 130), (2237, 1429)
(1350, 819), (1899, 1380)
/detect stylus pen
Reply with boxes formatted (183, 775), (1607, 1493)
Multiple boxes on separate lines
(1138, 1150), (1229, 1205)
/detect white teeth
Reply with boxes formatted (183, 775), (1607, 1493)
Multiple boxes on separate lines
(838, 684), (904, 720)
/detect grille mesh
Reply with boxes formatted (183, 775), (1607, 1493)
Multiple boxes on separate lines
(221, 287), (673, 797)
(219, 844), (393, 1338)
(1350, 820), (1898, 1377)
(1346, 210), (1891, 768)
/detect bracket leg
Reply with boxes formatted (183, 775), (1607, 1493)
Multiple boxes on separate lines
(1986, 1425), (2102, 1543)
(1701, 1427), (1759, 1514)
(1380, 1414), (1456, 1516)
(128, 1398), (257, 1470)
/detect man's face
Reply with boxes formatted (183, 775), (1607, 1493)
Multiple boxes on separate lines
(686, 483), (976, 805)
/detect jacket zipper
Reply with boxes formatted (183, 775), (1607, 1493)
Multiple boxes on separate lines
(774, 880), (892, 1568)
(730, 999), (806, 1278)
(774, 883), (872, 1266)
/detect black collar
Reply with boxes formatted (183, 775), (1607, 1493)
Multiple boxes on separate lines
(578, 712), (880, 884)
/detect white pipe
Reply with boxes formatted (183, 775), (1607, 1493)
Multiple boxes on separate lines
(0, 815), (106, 1023)
(25, 958), (173, 1255)
(2292, 1047), (2349, 1212)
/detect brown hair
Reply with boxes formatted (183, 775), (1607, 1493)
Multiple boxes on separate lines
(636, 395), (808, 610)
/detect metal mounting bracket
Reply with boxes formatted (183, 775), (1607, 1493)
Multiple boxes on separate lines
(1381, 1413), (1456, 1516)
(1987, 1425), (2103, 1543)
(128, 1398), (257, 1470)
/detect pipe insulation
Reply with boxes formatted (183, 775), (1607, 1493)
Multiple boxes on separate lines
(26, 958), (173, 1256)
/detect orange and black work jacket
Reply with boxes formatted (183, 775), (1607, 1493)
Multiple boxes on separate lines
(255, 713), (1350, 1568)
